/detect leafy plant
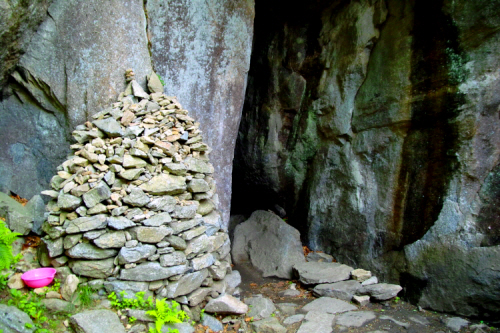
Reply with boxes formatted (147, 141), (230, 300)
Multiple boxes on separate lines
(0, 221), (21, 270)
(0, 273), (9, 291)
(157, 74), (165, 86)
(129, 316), (137, 324)
(78, 285), (94, 307)
(108, 291), (153, 310)
(8, 289), (50, 332)
(147, 299), (188, 333)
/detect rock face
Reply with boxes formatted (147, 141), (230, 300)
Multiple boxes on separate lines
(147, 0), (255, 225)
(232, 0), (500, 318)
(232, 210), (305, 279)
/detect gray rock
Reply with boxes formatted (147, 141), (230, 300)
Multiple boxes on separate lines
(69, 258), (115, 278)
(146, 196), (177, 212)
(41, 298), (74, 314)
(66, 214), (108, 234)
(335, 311), (376, 327)
(147, 71), (164, 93)
(171, 203), (199, 219)
(232, 210), (305, 279)
(93, 118), (123, 138)
(224, 270), (242, 292)
(201, 314), (223, 332)
(191, 253), (216, 271)
(296, 311), (335, 333)
(139, 174), (186, 195)
(164, 235), (187, 250)
(313, 280), (361, 301)
(93, 231), (126, 248)
(66, 242), (117, 259)
(167, 270), (208, 298)
(202, 210), (222, 235)
(0, 304), (35, 333)
(119, 168), (144, 181)
(183, 226), (207, 240)
(352, 295), (370, 306)
(57, 193), (82, 211)
(170, 218), (202, 234)
(275, 303), (298, 316)
(83, 229), (106, 240)
(197, 199), (215, 216)
(251, 317), (286, 333)
(142, 212), (171, 226)
(118, 244), (157, 264)
(82, 181), (111, 208)
(358, 283), (402, 301)
(379, 315), (410, 329)
(444, 317), (469, 332)
(306, 252), (334, 263)
(283, 314), (304, 325)
(64, 234), (83, 249)
(6, 207), (32, 236)
(278, 289), (301, 297)
(123, 154), (147, 168)
(187, 287), (211, 307)
(123, 187), (150, 207)
(134, 225), (172, 243)
(204, 295), (248, 315)
(125, 309), (154, 322)
(61, 274), (79, 301)
(120, 262), (188, 281)
(361, 276), (378, 286)
(183, 157), (214, 174)
(300, 297), (357, 315)
(43, 237), (64, 257)
(25, 195), (46, 235)
(244, 295), (276, 320)
(161, 322), (194, 333)
(70, 309), (125, 333)
(293, 262), (353, 285)
(208, 261), (230, 280)
(187, 179), (210, 193)
(131, 80), (149, 99)
(160, 251), (186, 267)
(107, 216), (136, 230)
(408, 315), (430, 326)
(163, 163), (187, 176)
(351, 269), (372, 282)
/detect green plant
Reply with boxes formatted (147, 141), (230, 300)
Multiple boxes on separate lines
(8, 289), (50, 332)
(0, 221), (21, 270)
(393, 296), (400, 304)
(157, 74), (165, 86)
(108, 291), (154, 310)
(129, 316), (137, 324)
(200, 309), (205, 320)
(0, 273), (9, 291)
(78, 285), (94, 307)
(147, 299), (188, 333)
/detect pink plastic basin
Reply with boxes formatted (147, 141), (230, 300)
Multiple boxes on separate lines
(21, 268), (57, 288)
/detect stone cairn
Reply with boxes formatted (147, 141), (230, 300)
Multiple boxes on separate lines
(40, 69), (233, 310)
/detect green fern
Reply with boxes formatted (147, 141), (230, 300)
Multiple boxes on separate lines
(0, 221), (21, 270)
(146, 299), (187, 333)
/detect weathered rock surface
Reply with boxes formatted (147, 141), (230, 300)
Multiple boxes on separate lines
(335, 311), (376, 328)
(293, 262), (353, 285)
(244, 295), (276, 320)
(232, 210), (305, 279)
(313, 280), (361, 301)
(296, 311), (335, 333)
(358, 283), (402, 301)
(70, 309), (125, 333)
(0, 304), (35, 333)
(300, 297), (357, 315)
(204, 295), (248, 315)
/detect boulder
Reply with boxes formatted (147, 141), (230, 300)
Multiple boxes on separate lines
(232, 210), (305, 279)
(70, 310), (125, 333)
(296, 311), (335, 333)
(312, 280), (361, 301)
(244, 295), (276, 320)
(300, 297), (357, 315)
(357, 283), (402, 301)
(204, 295), (248, 315)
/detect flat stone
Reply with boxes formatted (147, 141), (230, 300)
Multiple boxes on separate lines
(43, 237), (64, 257)
(107, 216), (136, 230)
(123, 187), (150, 207)
(134, 225), (172, 243)
(139, 174), (186, 195)
(275, 303), (298, 316)
(278, 289), (301, 297)
(66, 242), (118, 259)
(184, 234), (210, 255)
(123, 154), (147, 168)
(57, 193), (82, 211)
(335, 311), (376, 327)
(300, 297), (357, 315)
(244, 295), (276, 320)
(187, 287), (211, 307)
(93, 231), (126, 248)
(160, 251), (187, 267)
(118, 244), (157, 264)
(408, 315), (430, 326)
(183, 157), (214, 174)
(197, 199), (215, 216)
(283, 314), (304, 325)
(444, 317), (469, 332)
(251, 317), (286, 333)
(70, 309), (125, 333)
(183, 225), (207, 240)
(146, 195), (177, 212)
(191, 253), (216, 271)
(41, 298), (74, 313)
(313, 280), (361, 301)
(361, 276), (378, 286)
(358, 283), (402, 301)
(171, 202), (199, 219)
(204, 295), (248, 315)
(147, 71), (164, 93)
(103, 281), (152, 299)
(87, 203), (107, 215)
(170, 218), (202, 234)
(352, 295), (370, 306)
(69, 258), (115, 278)
(187, 179), (210, 193)
(7, 273), (24, 289)
(164, 235), (187, 250)
(83, 181), (112, 208)
(93, 118), (123, 137)
(119, 168), (144, 180)
(201, 314), (223, 332)
(351, 269), (372, 282)
(163, 162), (187, 176)
(131, 80), (149, 99)
(83, 229), (106, 240)
(120, 262), (188, 281)
(142, 212), (172, 226)
(296, 311), (335, 333)
(162, 322), (194, 333)
(379, 315), (410, 329)
(224, 270), (242, 292)
(167, 270), (208, 298)
(293, 262), (353, 285)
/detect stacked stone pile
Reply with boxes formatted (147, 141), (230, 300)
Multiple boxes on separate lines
(39, 70), (234, 309)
